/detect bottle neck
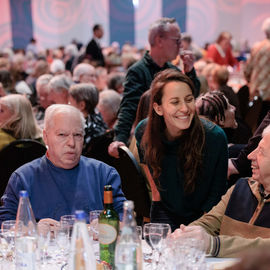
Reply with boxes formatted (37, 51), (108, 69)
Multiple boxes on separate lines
(104, 190), (113, 207)
(122, 207), (136, 228)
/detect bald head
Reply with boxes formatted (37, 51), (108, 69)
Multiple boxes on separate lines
(44, 104), (85, 132)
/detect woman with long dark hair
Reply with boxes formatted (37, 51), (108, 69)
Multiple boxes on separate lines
(135, 69), (228, 231)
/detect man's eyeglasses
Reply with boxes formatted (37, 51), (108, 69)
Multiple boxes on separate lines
(167, 37), (181, 45)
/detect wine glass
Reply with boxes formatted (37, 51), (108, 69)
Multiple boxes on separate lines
(1, 220), (23, 260)
(143, 223), (155, 262)
(37, 222), (51, 266)
(149, 223), (171, 269)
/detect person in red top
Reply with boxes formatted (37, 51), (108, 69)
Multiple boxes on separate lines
(206, 31), (238, 67)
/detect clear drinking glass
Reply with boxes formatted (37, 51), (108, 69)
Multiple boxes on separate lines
(1, 220), (23, 260)
(149, 223), (171, 269)
(143, 223), (154, 262)
(37, 222), (51, 266)
(89, 210), (102, 259)
(136, 225), (142, 241)
(54, 222), (70, 264)
(89, 210), (102, 241)
(60, 215), (75, 239)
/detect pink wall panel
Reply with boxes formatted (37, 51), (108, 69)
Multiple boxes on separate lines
(0, 0), (12, 49)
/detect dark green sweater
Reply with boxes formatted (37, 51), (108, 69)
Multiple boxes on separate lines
(135, 118), (228, 220)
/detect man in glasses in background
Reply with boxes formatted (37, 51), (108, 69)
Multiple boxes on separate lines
(108, 17), (200, 158)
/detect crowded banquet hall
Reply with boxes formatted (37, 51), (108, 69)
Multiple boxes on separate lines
(0, 0), (270, 269)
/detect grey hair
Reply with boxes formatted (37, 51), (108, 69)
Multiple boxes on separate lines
(44, 104), (85, 132)
(262, 124), (270, 137)
(50, 59), (65, 74)
(148, 17), (179, 46)
(36, 74), (53, 88)
(73, 63), (95, 82)
(49, 74), (73, 93)
(69, 83), (99, 114)
(98, 89), (122, 115)
(262, 17), (270, 38)
(64, 44), (78, 57)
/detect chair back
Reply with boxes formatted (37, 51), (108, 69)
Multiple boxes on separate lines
(0, 139), (47, 196)
(112, 146), (151, 222)
(82, 129), (115, 165)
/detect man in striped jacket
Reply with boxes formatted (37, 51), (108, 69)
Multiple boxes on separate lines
(172, 123), (270, 257)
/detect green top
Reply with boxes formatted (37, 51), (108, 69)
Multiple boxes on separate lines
(0, 129), (44, 151)
(135, 118), (228, 219)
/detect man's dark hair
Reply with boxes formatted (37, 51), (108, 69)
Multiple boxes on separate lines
(93, 24), (102, 32)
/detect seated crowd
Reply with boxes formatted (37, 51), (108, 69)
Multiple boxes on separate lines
(0, 16), (270, 260)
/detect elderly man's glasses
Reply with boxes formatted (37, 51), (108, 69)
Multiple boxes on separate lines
(167, 37), (181, 45)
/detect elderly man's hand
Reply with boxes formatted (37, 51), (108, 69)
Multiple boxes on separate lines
(172, 225), (211, 252)
(108, 141), (126, 158)
(180, 50), (195, 73)
(38, 218), (60, 235)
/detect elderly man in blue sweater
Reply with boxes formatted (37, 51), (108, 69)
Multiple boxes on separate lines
(0, 104), (126, 224)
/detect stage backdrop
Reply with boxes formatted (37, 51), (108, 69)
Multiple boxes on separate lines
(0, 0), (269, 50)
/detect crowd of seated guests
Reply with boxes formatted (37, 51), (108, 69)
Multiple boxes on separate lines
(0, 17), (270, 259)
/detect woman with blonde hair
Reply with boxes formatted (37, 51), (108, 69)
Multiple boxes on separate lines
(0, 94), (42, 150)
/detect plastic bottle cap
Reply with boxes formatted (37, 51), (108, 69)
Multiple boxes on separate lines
(75, 210), (86, 220)
(19, 190), (28, 197)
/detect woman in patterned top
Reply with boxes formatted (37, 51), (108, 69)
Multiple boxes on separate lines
(68, 83), (107, 155)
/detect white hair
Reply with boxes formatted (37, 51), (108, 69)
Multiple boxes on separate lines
(98, 89), (122, 115)
(50, 59), (65, 74)
(73, 63), (95, 82)
(262, 17), (270, 37)
(49, 74), (73, 93)
(36, 74), (53, 87)
(44, 104), (85, 132)
(64, 44), (78, 57)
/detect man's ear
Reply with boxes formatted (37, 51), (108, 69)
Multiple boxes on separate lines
(153, 102), (163, 116)
(78, 100), (86, 111)
(43, 129), (48, 146)
(155, 35), (163, 48)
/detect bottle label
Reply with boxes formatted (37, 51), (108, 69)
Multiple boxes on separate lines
(15, 236), (36, 270)
(99, 223), (117, 245)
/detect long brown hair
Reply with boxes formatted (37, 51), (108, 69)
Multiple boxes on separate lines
(141, 69), (205, 193)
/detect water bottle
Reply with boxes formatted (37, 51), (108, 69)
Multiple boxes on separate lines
(69, 210), (96, 270)
(15, 190), (37, 270)
(115, 200), (142, 270)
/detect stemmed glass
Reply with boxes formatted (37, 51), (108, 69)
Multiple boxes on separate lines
(37, 222), (51, 266)
(149, 223), (171, 269)
(0, 220), (23, 261)
(143, 223), (155, 263)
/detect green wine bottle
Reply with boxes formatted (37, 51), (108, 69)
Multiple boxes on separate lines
(99, 185), (119, 269)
